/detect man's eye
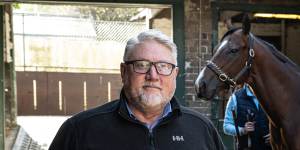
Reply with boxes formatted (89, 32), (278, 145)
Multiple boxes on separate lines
(157, 63), (170, 69)
(158, 64), (167, 68)
(137, 62), (149, 68)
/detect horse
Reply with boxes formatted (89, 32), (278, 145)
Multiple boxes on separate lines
(195, 15), (300, 150)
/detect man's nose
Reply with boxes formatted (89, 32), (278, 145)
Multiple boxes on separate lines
(146, 65), (159, 80)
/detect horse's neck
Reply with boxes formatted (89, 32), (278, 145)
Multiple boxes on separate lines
(249, 40), (300, 126)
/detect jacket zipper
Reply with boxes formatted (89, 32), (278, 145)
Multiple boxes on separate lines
(148, 131), (155, 150)
(119, 111), (156, 150)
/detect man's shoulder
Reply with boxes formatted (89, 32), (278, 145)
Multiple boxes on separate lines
(180, 106), (214, 126)
(68, 99), (120, 123)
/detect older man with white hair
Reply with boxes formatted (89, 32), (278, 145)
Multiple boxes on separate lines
(49, 29), (225, 150)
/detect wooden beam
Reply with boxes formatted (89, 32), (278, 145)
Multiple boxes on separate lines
(212, 1), (300, 14)
(172, 1), (185, 105)
(1, 0), (180, 5)
(0, 4), (6, 150)
(211, 5), (219, 55)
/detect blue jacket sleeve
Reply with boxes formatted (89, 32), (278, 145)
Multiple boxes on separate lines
(223, 94), (244, 136)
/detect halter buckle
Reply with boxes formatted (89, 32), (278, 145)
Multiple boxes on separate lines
(245, 61), (251, 68)
(229, 79), (237, 87)
(249, 48), (255, 57)
(219, 73), (228, 82)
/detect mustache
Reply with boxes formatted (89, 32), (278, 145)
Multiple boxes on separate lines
(143, 82), (162, 90)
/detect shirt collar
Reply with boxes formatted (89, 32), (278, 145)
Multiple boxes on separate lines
(244, 84), (255, 97)
(125, 100), (172, 120)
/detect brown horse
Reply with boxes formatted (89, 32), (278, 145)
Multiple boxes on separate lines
(195, 15), (300, 150)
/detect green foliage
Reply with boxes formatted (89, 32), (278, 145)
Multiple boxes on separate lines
(14, 4), (141, 21)
(12, 3), (20, 9)
(14, 4), (78, 16)
(77, 6), (141, 21)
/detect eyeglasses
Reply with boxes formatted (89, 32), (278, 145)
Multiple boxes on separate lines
(125, 60), (177, 76)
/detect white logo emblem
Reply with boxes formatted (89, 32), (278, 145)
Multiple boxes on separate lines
(172, 135), (184, 142)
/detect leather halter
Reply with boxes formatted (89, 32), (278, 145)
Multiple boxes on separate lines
(206, 34), (255, 88)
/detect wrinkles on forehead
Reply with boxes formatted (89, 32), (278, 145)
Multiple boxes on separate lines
(132, 40), (175, 62)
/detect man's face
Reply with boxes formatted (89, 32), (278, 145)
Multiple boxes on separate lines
(121, 40), (178, 112)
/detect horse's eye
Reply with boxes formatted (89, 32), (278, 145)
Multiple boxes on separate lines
(230, 49), (239, 53)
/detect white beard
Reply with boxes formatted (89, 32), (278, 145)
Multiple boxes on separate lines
(139, 89), (165, 109)
(123, 79), (175, 113)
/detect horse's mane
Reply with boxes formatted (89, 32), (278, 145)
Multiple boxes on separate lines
(222, 28), (300, 71)
(220, 27), (242, 42)
(255, 36), (300, 71)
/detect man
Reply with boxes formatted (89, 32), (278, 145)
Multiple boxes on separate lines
(223, 84), (271, 150)
(49, 29), (225, 150)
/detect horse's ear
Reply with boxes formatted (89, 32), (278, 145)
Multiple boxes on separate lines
(242, 13), (251, 35)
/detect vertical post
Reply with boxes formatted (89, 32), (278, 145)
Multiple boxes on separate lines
(281, 19), (286, 55)
(33, 80), (37, 110)
(6, 4), (17, 128)
(0, 4), (6, 149)
(210, 1), (220, 126)
(211, 2), (219, 56)
(59, 81), (62, 111)
(210, 3), (235, 149)
(83, 81), (87, 110)
(173, 0), (185, 105)
(107, 82), (111, 102)
(22, 13), (25, 71)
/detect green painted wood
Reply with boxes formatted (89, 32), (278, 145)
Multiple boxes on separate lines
(4, 0), (186, 103)
(211, 2), (233, 149)
(6, 5), (17, 127)
(172, 1), (185, 105)
(212, 1), (300, 14)
(0, 5), (5, 150)
(3, 0), (179, 4)
(211, 5), (219, 56)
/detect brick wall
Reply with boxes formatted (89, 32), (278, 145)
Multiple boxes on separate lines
(184, 0), (212, 117)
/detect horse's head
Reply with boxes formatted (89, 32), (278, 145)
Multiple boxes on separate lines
(195, 14), (254, 100)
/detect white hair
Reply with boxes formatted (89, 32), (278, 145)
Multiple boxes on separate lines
(123, 29), (177, 64)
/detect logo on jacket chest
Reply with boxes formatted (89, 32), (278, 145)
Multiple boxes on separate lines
(172, 135), (184, 142)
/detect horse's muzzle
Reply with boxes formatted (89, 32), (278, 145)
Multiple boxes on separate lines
(195, 80), (208, 99)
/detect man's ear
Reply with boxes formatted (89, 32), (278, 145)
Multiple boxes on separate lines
(174, 67), (179, 77)
(120, 63), (125, 83)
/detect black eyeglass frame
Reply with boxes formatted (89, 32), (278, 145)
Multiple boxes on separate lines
(124, 60), (177, 76)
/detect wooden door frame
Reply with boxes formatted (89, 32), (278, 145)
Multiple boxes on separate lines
(4, 0), (186, 104)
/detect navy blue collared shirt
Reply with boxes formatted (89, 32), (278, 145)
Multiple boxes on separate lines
(125, 101), (172, 132)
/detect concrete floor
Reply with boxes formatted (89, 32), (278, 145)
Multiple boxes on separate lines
(17, 116), (69, 150)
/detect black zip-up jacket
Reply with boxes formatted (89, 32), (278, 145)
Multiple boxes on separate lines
(49, 92), (225, 150)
